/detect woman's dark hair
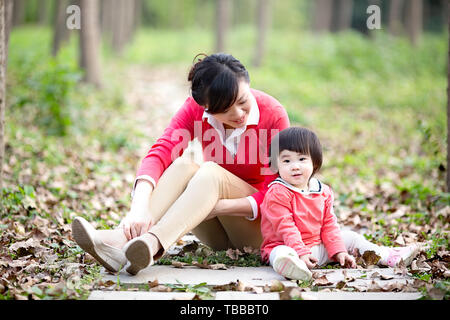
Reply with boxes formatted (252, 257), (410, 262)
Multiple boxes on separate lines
(188, 53), (250, 114)
(269, 127), (323, 176)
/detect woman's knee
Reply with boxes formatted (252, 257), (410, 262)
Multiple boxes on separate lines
(171, 156), (200, 174)
(193, 161), (222, 179)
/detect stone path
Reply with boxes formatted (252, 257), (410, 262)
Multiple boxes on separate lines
(88, 263), (422, 300)
(88, 235), (423, 300)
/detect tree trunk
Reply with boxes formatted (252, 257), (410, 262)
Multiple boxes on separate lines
(52, 0), (71, 56)
(79, 0), (102, 87)
(0, 0), (11, 190)
(125, 0), (136, 43)
(100, 0), (114, 45)
(38, 0), (49, 25)
(405, 0), (423, 46)
(133, 0), (141, 33)
(216, 0), (231, 53)
(447, 9), (450, 192)
(333, 0), (353, 31)
(11, 0), (24, 27)
(312, 0), (334, 33)
(443, 0), (448, 29)
(388, 0), (404, 36)
(4, 0), (11, 56)
(253, 0), (270, 67)
(112, 0), (133, 54)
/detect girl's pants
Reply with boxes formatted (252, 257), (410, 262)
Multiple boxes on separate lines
(142, 156), (263, 260)
(269, 230), (390, 267)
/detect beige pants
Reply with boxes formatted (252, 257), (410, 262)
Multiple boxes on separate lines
(145, 157), (263, 260)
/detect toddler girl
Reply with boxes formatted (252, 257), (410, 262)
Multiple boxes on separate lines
(260, 127), (419, 281)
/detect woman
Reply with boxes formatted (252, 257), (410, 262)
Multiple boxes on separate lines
(72, 53), (290, 275)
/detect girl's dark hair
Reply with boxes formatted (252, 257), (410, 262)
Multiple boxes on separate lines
(269, 127), (323, 176)
(188, 53), (250, 114)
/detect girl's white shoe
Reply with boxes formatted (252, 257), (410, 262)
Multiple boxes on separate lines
(273, 251), (313, 281)
(71, 217), (127, 273)
(382, 244), (420, 267)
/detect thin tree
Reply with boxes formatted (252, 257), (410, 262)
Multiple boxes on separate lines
(388, 0), (404, 36)
(447, 8), (450, 192)
(216, 0), (231, 53)
(443, 0), (448, 28)
(79, 0), (102, 87)
(0, 0), (12, 190)
(52, 0), (71, 56)
(100, 0), (113, 44)
(110, 0), (136, 55)
(4, 0), (11, 56)
(312, 0), (334, 33)
(111, 0), (125, 53)
(333, 0), (353, 32)
(253, 0), (270, 67)
(405, 0), (423, 46)
(11, 0), (24, 27)
(38, 0), (49, 25)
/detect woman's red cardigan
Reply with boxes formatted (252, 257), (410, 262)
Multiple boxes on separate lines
(135, 88), (290, 219)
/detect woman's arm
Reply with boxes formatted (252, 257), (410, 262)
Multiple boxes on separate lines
(121, 179), (155, 240)
(207, 198), (253, 219)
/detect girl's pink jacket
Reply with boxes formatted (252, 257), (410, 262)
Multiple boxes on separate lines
(260, 178), (347, 263)
(135, 89), (290, 219)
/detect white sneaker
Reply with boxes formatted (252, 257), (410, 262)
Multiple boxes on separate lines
(382, 244), (420, 267)
(273, 252), (312, 281)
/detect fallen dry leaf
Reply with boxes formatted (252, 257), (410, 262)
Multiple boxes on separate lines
(212, 282), (239, 291)
(279, 287), (302, 300)
(336, 281), (347, 290)
(269, 280), (285, 292)
(313, 275), (333, 286)
(171, 261), (188, 268)
(361, 250), (381, 266)
(148, 279), (159, 288)
(226, 248), (243, 260)
(208, 263), (227, 270)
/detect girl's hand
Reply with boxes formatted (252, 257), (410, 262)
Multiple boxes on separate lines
(334, 252), (356, 268)
(299, 254), (318, 269)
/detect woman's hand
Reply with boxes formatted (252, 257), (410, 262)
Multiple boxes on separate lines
(121, 212), (154, 241)
(120, 179), (154, 241)
(299, 254), (318, 269)
(334, 252), (356, 268)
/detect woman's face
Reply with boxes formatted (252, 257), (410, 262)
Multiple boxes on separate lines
(210, 80), (252, 129)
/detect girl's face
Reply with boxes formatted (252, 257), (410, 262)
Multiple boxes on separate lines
(210, 80), (252, 129)
(277, 150), (314, 190)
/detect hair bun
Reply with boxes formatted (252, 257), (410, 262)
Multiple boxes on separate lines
(188, 53), (208, 82)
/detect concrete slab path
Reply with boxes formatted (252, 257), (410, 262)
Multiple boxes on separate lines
(90, 264), (422, 300)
